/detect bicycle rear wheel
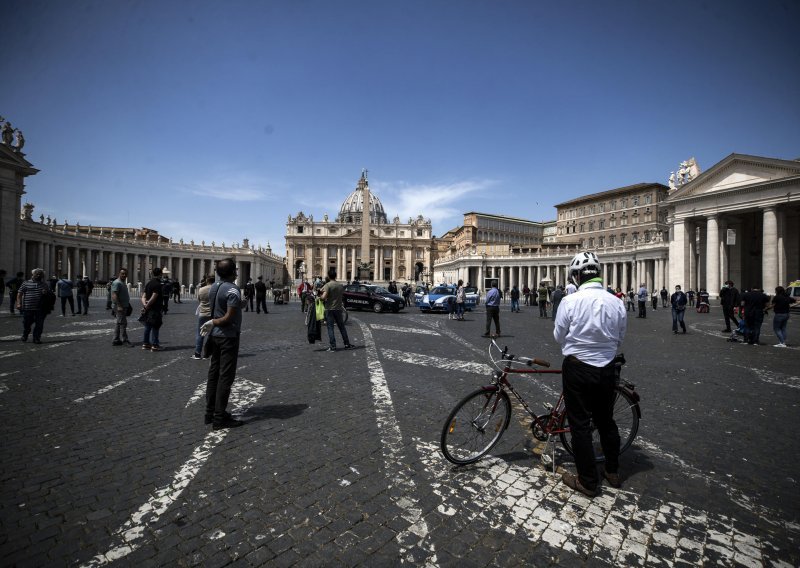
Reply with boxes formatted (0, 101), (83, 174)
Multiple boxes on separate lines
(441, 388), (511, 465)
(559, 387), (639, 460)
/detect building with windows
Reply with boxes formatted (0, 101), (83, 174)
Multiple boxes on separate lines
(285, 172), (434, 284)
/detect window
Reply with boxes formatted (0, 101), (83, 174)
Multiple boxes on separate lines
(610, 235), (616, 246)
(621, 198), (628, 208)
(416, 229), (423, 237)
(400, 231), (405, 236)
(589, 221), (595, 231)
(645, 195), (652, 204)
(599, 220), (605, 229)
(297, 226), (304, 234)
(579, 223), (585, 232)
(315, 229), (321, 234)
(620, 233), (626, 244)
(588, 238), (594, 247)
(599, 236), (605, 246)
(633, 196), (639, 206)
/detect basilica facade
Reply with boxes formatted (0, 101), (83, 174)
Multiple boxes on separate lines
(285, 172), (434, 284)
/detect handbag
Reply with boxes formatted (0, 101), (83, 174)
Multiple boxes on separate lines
(315, 298), (326, 321)
(125, 304), (133, 317)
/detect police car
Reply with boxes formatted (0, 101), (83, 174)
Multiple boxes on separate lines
(343, 284), (405, 313)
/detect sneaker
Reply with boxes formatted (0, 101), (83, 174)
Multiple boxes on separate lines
(561, 472), (597, 497)
(212, 417), (245, 430)
(112, 340), (123, 346)
(603, 469), (622, 488)
(774, 343), (786, 348)
(672, 330), (678, 334)
(344, 344), (355, 350)
(326, 347), (336, 352)
(141, 343), (152, 350)
(205, 411), (233, 425)
(151, 345), (163, 351)
(191, 353), (202, 359)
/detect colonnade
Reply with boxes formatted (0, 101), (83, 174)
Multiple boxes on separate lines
(297, 243), (431, 283)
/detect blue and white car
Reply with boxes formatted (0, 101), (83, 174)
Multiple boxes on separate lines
(418, 285), (479, 312)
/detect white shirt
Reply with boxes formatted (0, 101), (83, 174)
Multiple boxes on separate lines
(553, 281), (627, 367)
(565, 283), (577, 295)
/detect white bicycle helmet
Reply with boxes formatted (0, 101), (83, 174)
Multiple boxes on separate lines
(568, 251), (601, 285)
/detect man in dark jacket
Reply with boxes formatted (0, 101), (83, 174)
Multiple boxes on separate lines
(719, 280), (740, 332)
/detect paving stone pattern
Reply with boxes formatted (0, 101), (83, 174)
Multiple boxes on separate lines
(0, 299), (798, 566)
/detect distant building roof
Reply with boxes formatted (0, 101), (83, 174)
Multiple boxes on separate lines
(554, 182), (668, 208)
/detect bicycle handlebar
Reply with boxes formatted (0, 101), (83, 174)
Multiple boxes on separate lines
(489, 339), (551, 369)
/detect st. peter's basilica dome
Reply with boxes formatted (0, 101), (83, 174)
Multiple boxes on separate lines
(336, 170), (389, 225)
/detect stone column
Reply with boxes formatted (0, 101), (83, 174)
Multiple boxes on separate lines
(669, 220), (687, 290)
(776, 209), (786, 287)
(706, 215), (720, 298)
(391, 246), (397, 282)
(762, 206), (778, 292)
(621, 261), (629, 292)
(322, 245), (328, 278)
(71, 247), (80, 278)
(351, 247), (357, 281)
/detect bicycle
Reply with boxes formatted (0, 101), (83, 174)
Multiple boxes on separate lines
(440, 340), (641, 466)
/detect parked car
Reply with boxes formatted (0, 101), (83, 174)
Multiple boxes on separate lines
(343, 284), (405, 313)
(414, 285), (429, 307)
(417, 285), (480, 312)
(786, 280), (800, 311)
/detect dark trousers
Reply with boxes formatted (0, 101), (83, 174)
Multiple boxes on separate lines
(60, 296), (75, 315)
(638, 301), (646, 318)
(244, 296), (254, 311)
(744, 310), (764, 344)
(538, 300), (548, 318)
(325, 309), (350, 348)
(77, 294), (89, 314)
(22, 309), (46, 341)
(205, 334), (241, 421)
(671, 307), (686, 332)
(562, 356), (619, 491)
(256, 296), (268, 313)
(484, 305), (500, 335)
(722, 304), (738, 331)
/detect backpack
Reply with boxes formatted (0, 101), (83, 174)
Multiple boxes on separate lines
(40, 286), (57, 314)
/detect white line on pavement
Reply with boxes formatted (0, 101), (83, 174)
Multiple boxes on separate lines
(0, 341), (71, 359)
(0, 327), (142, 341)
(357, 320), (439, 566)
(738, 365), (800, 390)
(369, 323), (439, 335)
(79, 378), (266, 568)
(417, 439), (791, 567)
(74, 356), (183, 403)
(381, 348), (492, 375)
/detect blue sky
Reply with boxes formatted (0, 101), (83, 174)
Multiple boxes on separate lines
(3, 0), (798, 255)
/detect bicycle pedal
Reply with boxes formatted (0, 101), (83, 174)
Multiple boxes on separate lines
(531, 415), (550, 441)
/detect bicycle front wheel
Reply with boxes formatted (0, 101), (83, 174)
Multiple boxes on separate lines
(559, 387), (639, 460)
(441, 388), (511, 465)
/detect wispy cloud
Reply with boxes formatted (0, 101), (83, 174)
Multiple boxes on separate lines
(182, 171), (273, 202)
(373, 178), (497, 227)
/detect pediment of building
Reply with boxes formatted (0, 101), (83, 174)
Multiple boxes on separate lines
(668, 154), (800, 201)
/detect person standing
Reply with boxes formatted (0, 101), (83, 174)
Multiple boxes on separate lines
(741, 286), (770, 345)
(193, 275), (213, 359)
(769, 286), (796, 347)
(320, 268), (353, 352)
(719, 280), (741, 333)
(650, 289), (658, 310)
(7, 271), (24, 314)
(537, 282), (549, 318)
(243, 278), (255, 312)
(56, 273), (75, 317)
(76, 275), (93, 315)
(455, 279), (466, 321)
(687, 289), (696, 307)
(254, 276), (268, 314)
(555, 252), (627, 498)
(482, 282), (501, 337)
(141, 267), (164, 351)
(670, 285), (688, 334)
(16, 268), (50, 343)
(510, 285), (520, 313)
(110, 268), (131, 347)
(565, 281), (577, 295)
(172, 279), (183, 303)
(551, 285), (565, 321)
(161, 277), (172, 314)
(522, 284), (530, 306)
(637, 283), (648, 318)
(298, 279), (312, 312)
(660, 287), (669, 308)
(200, 259), (244, 429)
(0, 269), (6, 309)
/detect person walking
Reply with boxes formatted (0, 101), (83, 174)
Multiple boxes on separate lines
(650, 289), (658, 310)
(141, 267), (164, 351)
(551, 285), (565, 321)
(56, 273), (75, 317)
(200, 259), (245, 429)
(555, 252), (627, 498)
(522, 285), (530, 306)
(454, 279), (466, 321)
(510, 285), (520, 313)
(193, 275), (213, 359)
(243, 278), (255, 312)
(110, 268), (132, 346)
(161, 277), (172, 314)
(637, 283), (648, 318)
(719, 280), (741, 333)
(537, 282), (549, 318)
(320, 268), (353, 352)
(741, 286), (769, 345)
(16, 268), (51, 344)
(254, 276), (268, 314)
(298, 279), (312, 312)
(482, 282), (501, 337)
(769, 286), (796, 347)
(670, 285), (688, 334)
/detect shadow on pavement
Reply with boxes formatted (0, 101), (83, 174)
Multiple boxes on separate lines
(242, 403), (309, 423)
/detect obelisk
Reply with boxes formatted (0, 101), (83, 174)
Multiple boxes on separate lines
(359, 169), (371, 280)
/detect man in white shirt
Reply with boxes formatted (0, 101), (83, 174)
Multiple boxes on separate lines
(554, 252), (627, 498)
